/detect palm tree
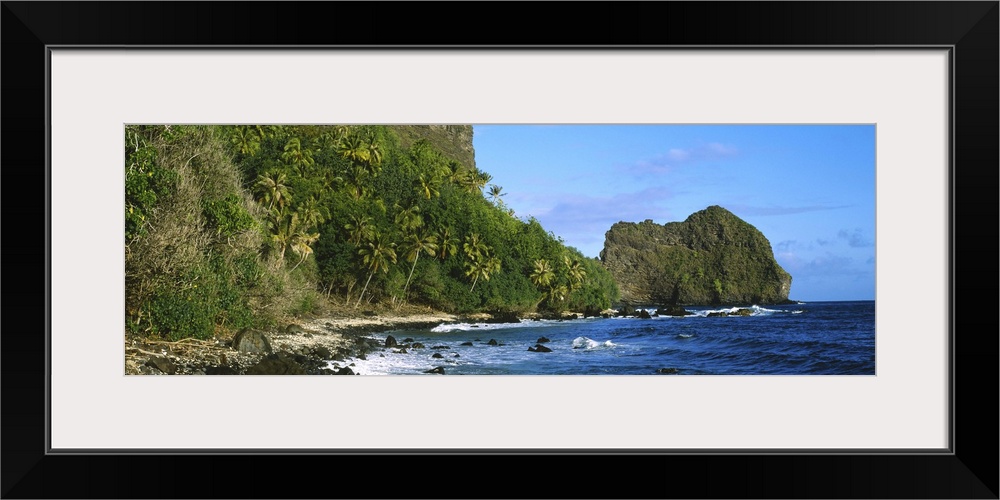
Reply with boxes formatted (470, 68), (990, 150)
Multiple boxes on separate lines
(394, 203), (423, 233)
(365, 137), (383, 169)
(465, 253), (500, 292)
(356, 231), (397, 308)
(298, 196), (329, 229)
(564, 256), (587, 291)
(254, 171), (292, 211)
(230, 126), (261, 156)
(549, 283), (569, 305)
(345, 214), (374, 245)
(401, 230), (438, 297)
(267, 207), (298, 263)
(416, 174), (441, 200)
(471, 169), (491, 193)
(487, 184), (506, 206)
(530, 259), (555, 289)
(337, 134), (369, 164)
(289, 229), (320, 272)
(435, 226), (458, 260)
(281, 137), (315, 176)
(338, 132), (382, 173)
(463, 233), (486, 260)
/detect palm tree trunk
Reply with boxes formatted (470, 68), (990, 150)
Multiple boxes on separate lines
(290, 253), (306, 272)
(470, 274), (479, 292)
(356, 271), (374, 308)
(403, 252), (419, 297)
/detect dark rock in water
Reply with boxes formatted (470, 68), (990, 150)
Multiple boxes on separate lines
(562, 313), (578, 320)
(402, 338), (414, 343)
(486, 339), (498, 346)
(206, 365), (239, 375)
(617, 305), (637, 317)
(657, 305), (693, 317)
(602, 313), (611, 319)
(411, 343), (425, 349)
(146, 356), (177, 375)
(453, 353), (460, 357)
(536, 337), (551, 344)
(460, 342), (474, 346)
(385, 335), (398, 348)
(528, 344), (552, 353)
(707, 311), (728, 317)
(396, 348), (408, 354)
(335, 366), (355, 375)
(583, 305), (601, 318)
(232, 329), (273, 354)
(425, 367), (446, 374)
(638, 309), (652, 319)
(601, 206), (792, 305)
(314, 346), (332, 359)
(432, 353), (444, 359)
(485, 311), (521, 324)
(733, 308), (753, 316)
(246, 353), (306, 375)
(358, 353), (367, 360)
(656, 367), (679, 374)
(431, 345), (450, 350)
(285, 324), (306, 334)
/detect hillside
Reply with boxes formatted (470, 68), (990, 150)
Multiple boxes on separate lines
(124, 124), (619, 341)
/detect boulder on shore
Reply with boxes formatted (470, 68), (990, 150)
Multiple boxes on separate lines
(232, 329), (273, 354)
(246, 352), (306, 375)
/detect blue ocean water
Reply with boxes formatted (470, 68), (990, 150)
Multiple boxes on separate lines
(337, 301), (876, 375)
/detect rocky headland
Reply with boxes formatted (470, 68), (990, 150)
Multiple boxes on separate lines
(600, 205), (792, 306)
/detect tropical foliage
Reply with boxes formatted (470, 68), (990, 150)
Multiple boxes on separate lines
(125, 125), (620, 341)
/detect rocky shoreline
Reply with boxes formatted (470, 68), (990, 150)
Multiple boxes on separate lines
(125, 312), (461, 375)
(124, 304), (787, 375)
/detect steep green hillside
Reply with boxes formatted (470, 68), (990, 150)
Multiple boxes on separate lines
(125, 125), (619, 341)
(600, 206), (792, 306)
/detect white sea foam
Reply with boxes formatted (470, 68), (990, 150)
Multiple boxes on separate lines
(678, 333), (694, 338)
(571, 336), (615, 349)
(431, 319), (563, 333)
(691, 305), (799, 317)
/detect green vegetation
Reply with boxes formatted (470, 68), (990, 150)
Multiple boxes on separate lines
(600, 206), (792, 306)
(125, 125), (620, 340)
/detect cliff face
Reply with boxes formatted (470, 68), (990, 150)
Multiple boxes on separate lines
(388, 125), (475, 170)
(599, 206), (792, 306)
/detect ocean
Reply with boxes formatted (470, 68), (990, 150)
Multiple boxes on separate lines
(334, 301), (876, 375)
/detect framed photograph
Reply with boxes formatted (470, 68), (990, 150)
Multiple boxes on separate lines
(5, 2), (996, 498)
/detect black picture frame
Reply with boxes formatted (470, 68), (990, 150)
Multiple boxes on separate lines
(3, 2), (997, 498)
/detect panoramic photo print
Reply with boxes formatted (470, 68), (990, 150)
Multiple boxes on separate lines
(124, 124), (875, 375)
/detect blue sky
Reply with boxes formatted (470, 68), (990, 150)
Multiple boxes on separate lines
(472, 125), (875, 302)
